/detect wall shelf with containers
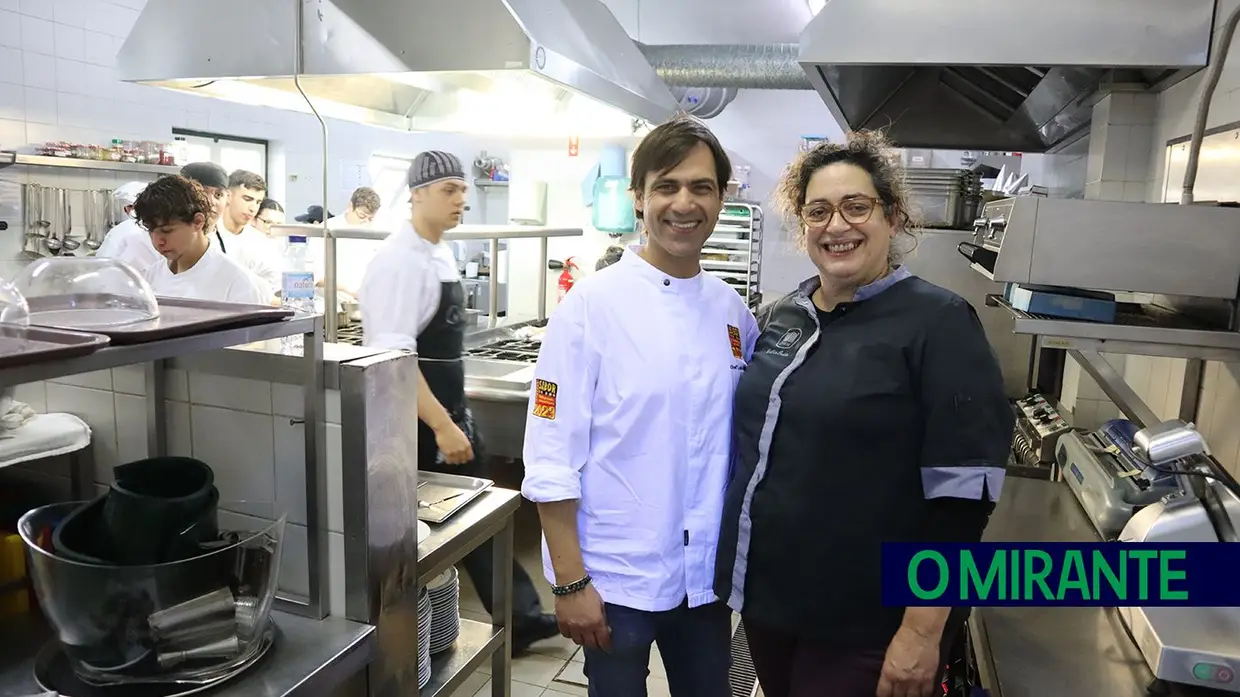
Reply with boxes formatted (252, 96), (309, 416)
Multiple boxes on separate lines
(0, 151), (180, 176)
(703, 202), (763, 312)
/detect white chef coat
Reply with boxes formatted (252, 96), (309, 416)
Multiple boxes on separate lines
(313, 216), (388, 300)
(358, 221), (460, 352)
(95, 218), (163, 274)
(215, 222), (279, 299)
(143, 239), (268, 305)
(521, 247), (759, 612)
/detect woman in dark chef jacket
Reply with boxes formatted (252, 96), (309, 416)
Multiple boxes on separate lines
(715, 131), (1014, 697)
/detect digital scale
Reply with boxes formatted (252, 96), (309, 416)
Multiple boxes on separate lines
(1057, 418), (1181, 540)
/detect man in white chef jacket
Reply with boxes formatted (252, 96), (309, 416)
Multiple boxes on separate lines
(521, 115), (759, 696)
(95, 181), (163, 273)
(317, 186), (383, 302)
(133, 175), (267, 305)
(179, 162), (277, 300)
(359, 151), (559, 654)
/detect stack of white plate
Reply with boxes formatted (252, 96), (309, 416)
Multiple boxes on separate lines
(417, 586), (432, 688)
(427, 567), (461, 654)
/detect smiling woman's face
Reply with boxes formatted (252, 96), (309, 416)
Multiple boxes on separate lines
(802, 162), (894, 288)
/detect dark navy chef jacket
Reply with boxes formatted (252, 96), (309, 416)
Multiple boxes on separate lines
(715, 266), (1015, 648)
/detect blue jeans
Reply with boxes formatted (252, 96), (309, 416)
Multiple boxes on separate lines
(582, 600), (732, 697)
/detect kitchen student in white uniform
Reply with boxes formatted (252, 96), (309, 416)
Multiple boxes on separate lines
(179, 163), (276, 300)
(359, 151), (559, 654)
(221, 169), (281, 294)
(317, 186), (383, 303)
(132, 175), (267, 305)
(521, 116), (758, 697)
(95, 181), (164, 273)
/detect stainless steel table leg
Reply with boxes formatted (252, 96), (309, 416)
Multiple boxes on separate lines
(491, 517), (514, 697)
(145, 360), (167, 457)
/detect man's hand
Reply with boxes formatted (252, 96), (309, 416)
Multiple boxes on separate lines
(434, 421), (474, 464)
(554, 585), (611, 651)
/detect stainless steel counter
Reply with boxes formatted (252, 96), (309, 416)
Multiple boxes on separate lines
(0, 610), (375, 697)
(972, 478), (1226, 697)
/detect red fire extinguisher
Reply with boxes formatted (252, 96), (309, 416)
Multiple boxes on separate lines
(557, 257), (579, 303)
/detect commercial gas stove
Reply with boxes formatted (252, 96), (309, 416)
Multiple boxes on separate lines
(333, 324), (365, 347)
(465, 338), (540, 364)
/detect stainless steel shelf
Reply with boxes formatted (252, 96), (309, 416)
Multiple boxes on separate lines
(0, 315), (320, 387)
(0, 151), (181, 175)
(274, 223), (583, 242)
(986, 294), (1240, 362)
(474, 179), (509, 188)
(417, 488), (520, 589)
(0, 610), (375, 697)
(423, 619), (505, 697)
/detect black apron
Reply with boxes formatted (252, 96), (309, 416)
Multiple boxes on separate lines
(417, 279), (484, 471)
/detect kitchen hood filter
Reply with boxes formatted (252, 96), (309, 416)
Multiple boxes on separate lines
(116, 0), (679, 138)
(798, 0), (1218, 152)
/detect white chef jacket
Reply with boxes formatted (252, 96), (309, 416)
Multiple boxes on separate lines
(521, 247), (759, 612)
(142, 239), (268, 305)
(215, 222), (278, 299)
(358, 221), (460, 352)
(95, 218), (163, 274)
(313, 217), (388, 301)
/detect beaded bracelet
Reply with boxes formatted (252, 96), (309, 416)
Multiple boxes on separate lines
(551, 575), (592, 596)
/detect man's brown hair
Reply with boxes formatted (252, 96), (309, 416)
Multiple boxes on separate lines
(350, 186), (381, 214)
(133, 175), (216, 232)
(228, 169), (267, 192)
(628, 114), (732, 219)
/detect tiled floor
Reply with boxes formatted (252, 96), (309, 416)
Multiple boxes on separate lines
(445, 502), (675, 697)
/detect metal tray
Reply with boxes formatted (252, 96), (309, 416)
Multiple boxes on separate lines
(0, 325), (110, 369)
(27, 295), (293, 345)
(417, 471), (493, 524)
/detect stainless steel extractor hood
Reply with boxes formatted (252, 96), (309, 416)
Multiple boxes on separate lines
(799, 0), (1218, 152)
(117, 0), (679, 137)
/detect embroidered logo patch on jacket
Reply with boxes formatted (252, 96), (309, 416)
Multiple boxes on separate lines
(533, 379), (557, 420)
(727, 325), (743, 359)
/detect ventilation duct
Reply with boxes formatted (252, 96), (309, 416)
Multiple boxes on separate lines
(638, 44), (811, 91)
(669, 86), (738, 119)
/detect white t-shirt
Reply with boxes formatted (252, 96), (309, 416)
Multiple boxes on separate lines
(359, 221), (460, 352)
(215, 222), (279, 298)
(143, 239), (268, 305)
(95, 219), (163, 274)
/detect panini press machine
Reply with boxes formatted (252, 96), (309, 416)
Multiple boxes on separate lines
(1057, 418), (1181, 540)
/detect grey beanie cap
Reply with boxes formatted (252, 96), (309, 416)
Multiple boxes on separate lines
(408, 151), (466, 189)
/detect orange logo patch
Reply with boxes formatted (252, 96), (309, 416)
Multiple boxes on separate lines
(727, 325), (743, 359)
(532, 379), (558, 420)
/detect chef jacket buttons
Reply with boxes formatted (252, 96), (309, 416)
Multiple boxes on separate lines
(663, 279), (671, 286)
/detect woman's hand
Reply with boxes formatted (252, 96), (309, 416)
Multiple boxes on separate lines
(876, 624), (941, 697)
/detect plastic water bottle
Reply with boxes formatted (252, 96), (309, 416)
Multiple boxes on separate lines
(281, 235), (315, 351)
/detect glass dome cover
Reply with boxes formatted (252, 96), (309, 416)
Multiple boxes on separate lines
(0, 276), (30, 327)
(14, 257), (159, 329)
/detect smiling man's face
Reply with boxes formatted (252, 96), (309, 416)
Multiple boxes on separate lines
(635, 142), (723, 263)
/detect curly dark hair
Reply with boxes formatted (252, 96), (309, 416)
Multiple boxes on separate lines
(773, 130), (921, 264)
(133, 175), (216, 233)
(350, 187), (381, 214)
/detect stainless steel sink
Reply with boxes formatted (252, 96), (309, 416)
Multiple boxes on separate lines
(464, 358), (534, 391)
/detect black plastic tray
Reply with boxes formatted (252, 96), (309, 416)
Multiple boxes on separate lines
(27, 295), (294, 345)
(0, 325), (110, 369)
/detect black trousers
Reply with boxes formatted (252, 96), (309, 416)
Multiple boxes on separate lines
(422, 455), (545, 628)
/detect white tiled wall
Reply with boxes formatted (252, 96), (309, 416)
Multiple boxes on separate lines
(16, 365), (350, 615)
(1138, 0), (1240, 476)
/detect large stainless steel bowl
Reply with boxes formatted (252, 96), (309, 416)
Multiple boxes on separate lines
(20, 501), (285, 685)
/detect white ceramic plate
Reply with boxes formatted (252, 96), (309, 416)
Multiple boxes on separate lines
(418, 520), (431, 543)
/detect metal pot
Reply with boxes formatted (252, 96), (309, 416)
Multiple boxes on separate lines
(337, 300), (362, 327)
